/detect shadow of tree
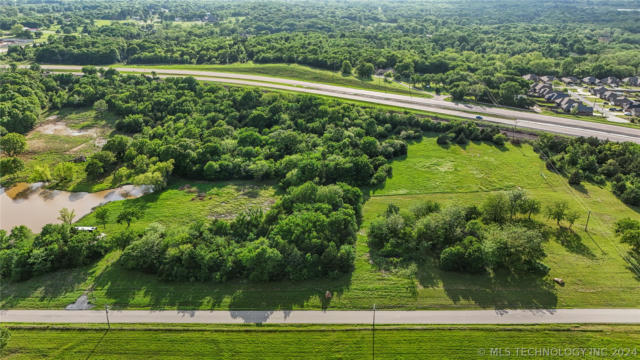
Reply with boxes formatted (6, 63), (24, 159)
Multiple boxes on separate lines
(438, 269), (558, 310)
(623, 252), (640, 281)
(554, 227), (596, 259)
(91, 259), (352, 318)
(0, 263), (97, 309)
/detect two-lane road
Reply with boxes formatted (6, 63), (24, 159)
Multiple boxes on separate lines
(2, 309), (640, 324)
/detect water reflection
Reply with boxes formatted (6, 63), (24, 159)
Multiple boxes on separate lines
(0, 183), (153, 232)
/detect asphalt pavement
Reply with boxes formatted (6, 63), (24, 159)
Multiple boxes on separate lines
(2, 309), (640, 324)
(14, 64), (640, 143)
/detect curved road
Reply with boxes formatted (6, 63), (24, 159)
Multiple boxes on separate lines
(30, 65), (640, 143)
(2, 309), (640, 324)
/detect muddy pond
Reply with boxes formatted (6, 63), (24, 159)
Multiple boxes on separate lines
(0, 183), (153, 232)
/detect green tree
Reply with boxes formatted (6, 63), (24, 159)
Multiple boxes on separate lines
(0, 133), (27, 156)
(93, 99), (108, 114)
(117, 208), (143, 228)
(95, 207), (110, 229)
(0, 157), (24, 175)
(356, 62), (374, 80)
(482, 193), (509, 224)
(53, 162), (75, 183)
(341, 60), (352, 75)
(546, 201), (569, 226)
(507, 189), (526, 219)
(58, 208), (76, 225)
(30, 165), (52, 182)
(520, 198), (541, 220)
(498, 81), (522, 106)
(620, 230), (640, 253)
(568, 170), (582, 186)
(565, 210), (580, 229)
(10, 24), (23, 37)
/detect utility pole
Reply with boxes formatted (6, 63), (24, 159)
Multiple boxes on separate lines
(372, 304), (376, 360)
(105, 305), (110, 330)
(584, 211), (591, 232)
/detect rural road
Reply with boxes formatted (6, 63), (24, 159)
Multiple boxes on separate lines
(2, 309), (640, 324)
(10, 64), (640, 143)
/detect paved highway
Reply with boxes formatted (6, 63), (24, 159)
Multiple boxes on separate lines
(2, 309), (640, 324)
(7, 64), (640, 143)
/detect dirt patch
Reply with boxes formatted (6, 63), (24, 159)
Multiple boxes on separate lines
(65, 143), (88, 154)
(35, 121), (100, 137)
(65, 294), (94, 310)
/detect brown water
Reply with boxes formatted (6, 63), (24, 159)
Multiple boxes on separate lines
(0, 183), (153, 232)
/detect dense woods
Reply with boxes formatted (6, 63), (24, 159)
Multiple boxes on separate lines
(120, 182), (361, 282)
(535, 135), (640, 207)
(368, 192), (555, 275)
(3, 0), (640, 107)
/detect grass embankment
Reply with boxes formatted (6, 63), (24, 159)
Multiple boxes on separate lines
(116, 63), (433, 98)
(1, 107), (117, 192)
(3, 324), (639, 359)
(2, 136), (638, 311)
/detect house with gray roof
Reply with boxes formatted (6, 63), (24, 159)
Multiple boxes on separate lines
(582, 76), (597, 85)
(539, 75), (556, 83)
(590, 86), (608, 97)
(529, 83), (553, 97)
(613, 97), (634, 109)
(573, 103), (594, 115)
(522, 74), (538, 81)
(545, 92), (569, 102)
(601, 91), (620, 102)
(561, 76), (578, 85)
(601, 76), (620, 87)
(628, 104), (640, 117)
(622, 77), (639, 86)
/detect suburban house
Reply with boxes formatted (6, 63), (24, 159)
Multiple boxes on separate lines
(613, 97), (634, 109)
(622, 77), (640, 87)
(573, 103), (594, 115)
(561, 76), (578, 85)
(545, 92), (569, 102)
(590, 86), (609, 97)
(628, 104), (640, 116)
(601, 76), (620, 87)
(582, 76), (598, 85)
(558, 98), (593, 115)
(539, 75), (556, 83)
(522, 74), (538, 81)
(529, 83), (553, 97)
(602, 91), (620, 103)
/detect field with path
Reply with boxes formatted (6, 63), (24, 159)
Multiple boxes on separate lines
(2, 136), (638, 311)
(1, 108), (118, 192)
(3, 324), (639, 359)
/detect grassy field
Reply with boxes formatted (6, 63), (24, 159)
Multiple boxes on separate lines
(1, 108), (117, 192)
(2, 136), (638, 311)
(75, 179), (278, 233)
(116, 62), (433, 98)
(3, 324), (639, 359)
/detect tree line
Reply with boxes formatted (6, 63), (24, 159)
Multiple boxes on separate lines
(3, 1), (640, 108)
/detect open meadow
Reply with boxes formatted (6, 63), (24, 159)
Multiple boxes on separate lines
(3, 324), (639, 359)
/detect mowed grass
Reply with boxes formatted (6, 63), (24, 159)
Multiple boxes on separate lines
(2, 137), (638, 311)
(3, 324), (640, 359)
(117, 62), (432, 98)
(363, 137), (640, 309)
